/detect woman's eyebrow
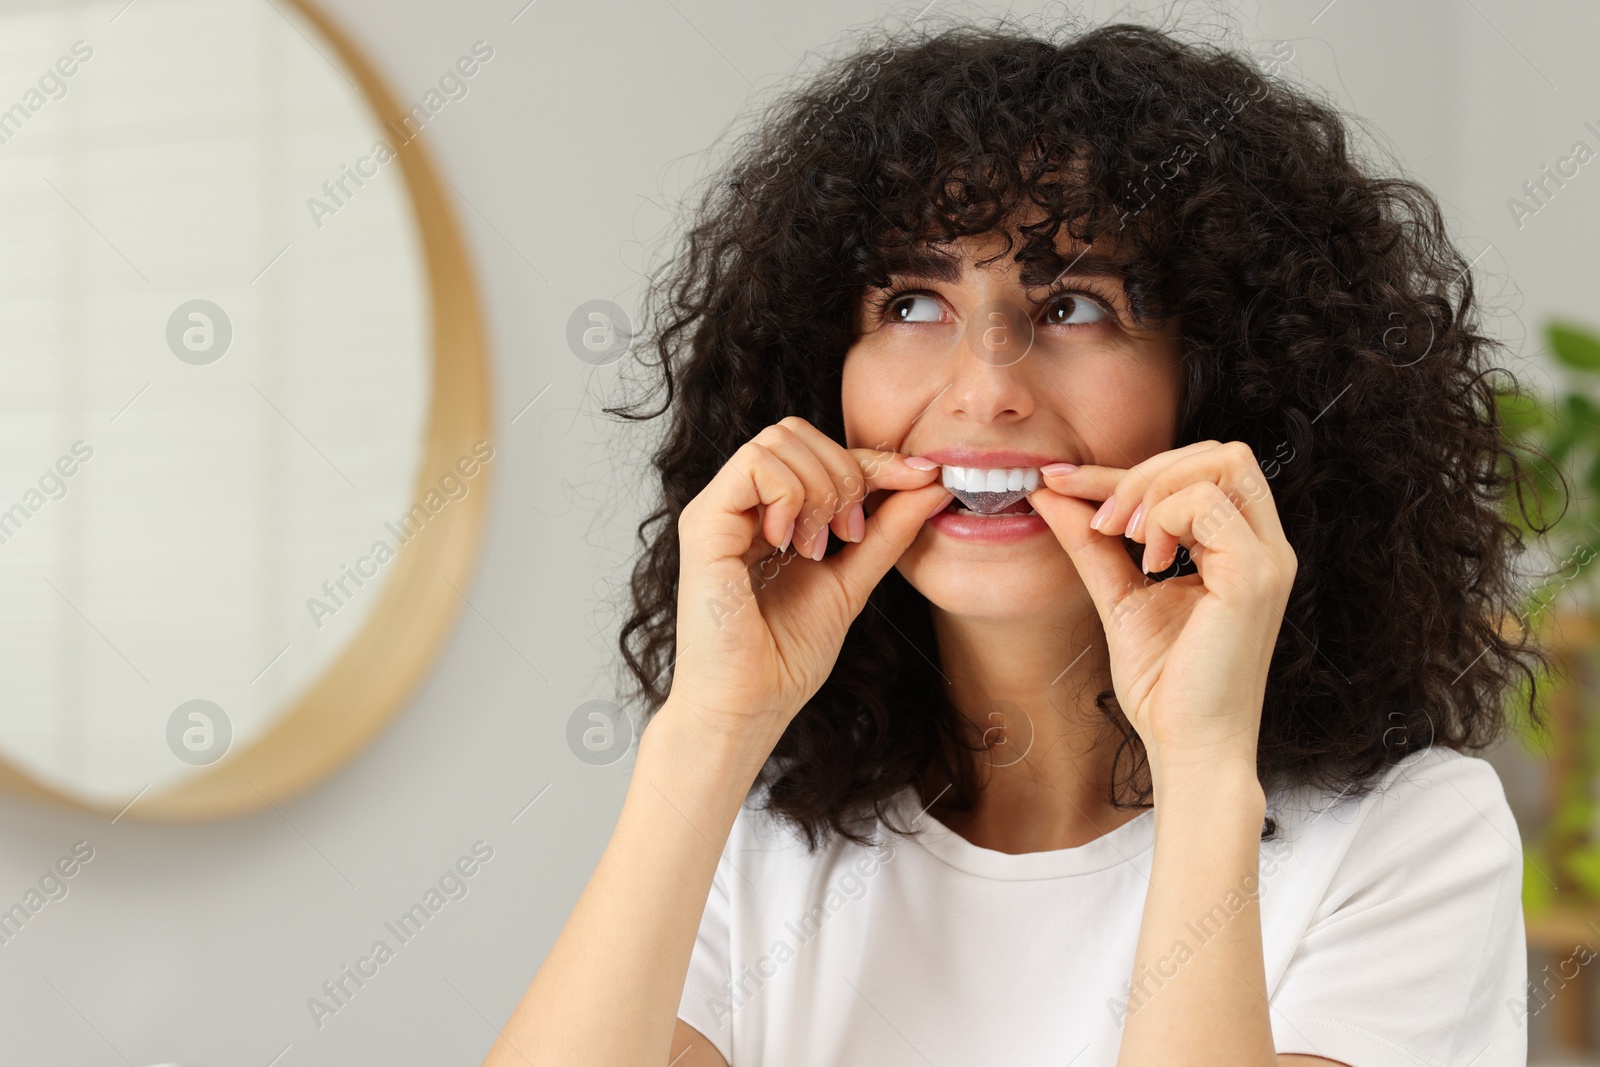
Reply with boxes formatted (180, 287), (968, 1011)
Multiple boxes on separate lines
(876, 248), (965, 283)
(1026, 248), (1129, 288)
(869, 247), (1130, 290)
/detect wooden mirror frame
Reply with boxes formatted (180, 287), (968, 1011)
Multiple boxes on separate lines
(0, 0), (493, 820)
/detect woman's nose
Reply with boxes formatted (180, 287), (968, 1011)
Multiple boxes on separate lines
(944, 301), (1037, 423)
(964, 300), (1036, 369)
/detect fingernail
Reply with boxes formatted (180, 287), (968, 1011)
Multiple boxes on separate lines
(778, 521), (794, 553)
(812, 530), (828, 560)
(1041, 462), (1079, 477)
(1127, 502), (1144, 537)
(847, 502), (865, 542)
(926, 491), (953, 518)
(1090, 494), (1115, 530)
(903, 456), (939, 471)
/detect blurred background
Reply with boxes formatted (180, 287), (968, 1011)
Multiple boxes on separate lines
(0, 0), (1596, 1063)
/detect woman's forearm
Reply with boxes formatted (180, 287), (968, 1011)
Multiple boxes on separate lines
(483, 701), (775, 1067)
(1115, 757), (1276, 1067)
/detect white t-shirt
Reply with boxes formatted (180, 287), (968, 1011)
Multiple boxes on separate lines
(676, 745), (1527, 1066)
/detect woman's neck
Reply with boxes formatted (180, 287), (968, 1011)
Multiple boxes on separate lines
(917, 605), (1148, 854)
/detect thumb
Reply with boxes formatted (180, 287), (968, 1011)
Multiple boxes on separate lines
(1027, 486), (1143, 625)
(827, 482), (951, 614)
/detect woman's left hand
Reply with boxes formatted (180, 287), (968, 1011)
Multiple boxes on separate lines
(1026, 440), (1298, 779)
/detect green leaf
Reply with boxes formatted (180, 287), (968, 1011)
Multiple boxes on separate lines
(1524, 848), (1555, 915)
(1549, 321), (1600, 372)
(1549, 796), (1594, 837)
(1564, 843), (1600, 900)
(1497, 389), (1552, 441)
(1568, 392), (1600, 428)
(1545, 412), (1581, 466)
(1522, 455), (1568, 528)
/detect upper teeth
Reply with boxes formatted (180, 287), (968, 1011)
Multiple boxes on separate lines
(940, 466), (1041, 493)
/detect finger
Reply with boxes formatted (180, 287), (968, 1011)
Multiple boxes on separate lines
(1025, 484), (1143, 626)
(827, 482), (951, 615)
(846, 446), (944, 493)
(1035, 462), (1123, 500)
(754, 424), (850, 560)
(833, 447), (943, 547)
(1141, 481), (1287, 602)
(1065, 440), (1285, 550)
(1117, 441), (1288, 548)
(1035, 440), (1224, 519)
(774, 418), (890, 548)
(765, 420), (943, 553)
(682, 440), (806, 569)
(739, 524), (791, 571)
(732, 444), (812, 559)
(772, 419), (946, 496)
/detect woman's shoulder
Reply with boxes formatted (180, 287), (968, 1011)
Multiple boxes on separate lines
(1262, 745), (1522, 905)
(1268, 744), (1514, 836)
(1258, 754), (1527, 1064)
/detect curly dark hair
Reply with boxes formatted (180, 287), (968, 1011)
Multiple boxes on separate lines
(605, 14), (1563, 851)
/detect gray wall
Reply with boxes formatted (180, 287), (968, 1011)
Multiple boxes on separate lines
(2, 0), (1594, 1063)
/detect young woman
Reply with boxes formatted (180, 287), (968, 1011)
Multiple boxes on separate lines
(487, 17), (1556, 1067)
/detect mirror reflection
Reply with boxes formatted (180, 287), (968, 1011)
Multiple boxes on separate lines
(0, 0), (440, 811)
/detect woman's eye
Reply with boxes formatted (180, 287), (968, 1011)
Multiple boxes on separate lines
(882, 291), (1107, 326)
(1042, 294), (1107, 326)
(887, 294), (942, 323)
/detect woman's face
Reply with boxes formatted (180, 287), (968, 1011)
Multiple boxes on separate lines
(841, 232), (1186, 624)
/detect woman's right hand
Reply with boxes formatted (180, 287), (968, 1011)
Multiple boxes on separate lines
(667, 416), (950, 748)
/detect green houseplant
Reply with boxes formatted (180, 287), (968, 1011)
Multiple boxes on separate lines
(1496, 319), (1600, 914)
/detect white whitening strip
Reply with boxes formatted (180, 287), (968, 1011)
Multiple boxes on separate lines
(940, 466), (1041, 514)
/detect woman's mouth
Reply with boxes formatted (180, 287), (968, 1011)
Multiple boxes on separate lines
(940, 464), (1041, 514)
(926, 466), (1051, 543)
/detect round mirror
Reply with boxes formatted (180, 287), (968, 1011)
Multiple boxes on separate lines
(0, 0), (491, 818)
